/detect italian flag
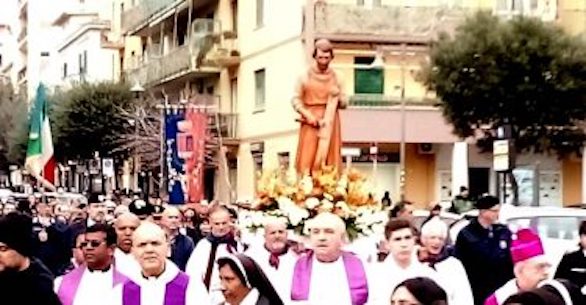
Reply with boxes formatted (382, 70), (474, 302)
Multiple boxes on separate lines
(25, 84), (56, 185)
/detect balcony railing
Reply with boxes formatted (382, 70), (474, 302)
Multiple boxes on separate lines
(349, 94), (439, 108)
(217, 113), (238, 139)
(124, 18), (224, 86)
(313, 2), (469, 42)
(121, 0), (179, 34)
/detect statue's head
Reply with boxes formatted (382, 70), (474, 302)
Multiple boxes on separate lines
(313, 39), (334, 71)
(313, 39), (334, 59)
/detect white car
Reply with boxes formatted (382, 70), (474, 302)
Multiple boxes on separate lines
(450, 205), (586, 269)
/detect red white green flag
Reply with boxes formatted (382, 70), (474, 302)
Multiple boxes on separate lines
(25, 84), (56, 184)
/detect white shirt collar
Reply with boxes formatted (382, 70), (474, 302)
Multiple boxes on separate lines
(136, 260), (180, 284)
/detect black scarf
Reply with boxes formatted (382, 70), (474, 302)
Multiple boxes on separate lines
(203, 233), (237, 290)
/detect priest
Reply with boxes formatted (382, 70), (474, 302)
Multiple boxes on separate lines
(290, 212), (369, 305)
(485, 228), (551, 305)
(55, 224), (128, 305)
(245, 217), (298, 302)
(186, 204), (245, 304)
(113, 212), (142, 281)
(111, 222), (210, 305)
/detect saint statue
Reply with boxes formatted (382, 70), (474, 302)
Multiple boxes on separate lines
(292, 39), (347, 176)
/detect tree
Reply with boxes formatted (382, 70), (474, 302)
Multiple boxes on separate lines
(113, 95), (161, 170)
(0, 82), (28, 167)
(425, 12), (586, 157)
(50, 82), (135, 161)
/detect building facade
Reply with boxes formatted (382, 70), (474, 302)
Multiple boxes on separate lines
(233, 0), (585, 207)
(111, 0), (585, 206)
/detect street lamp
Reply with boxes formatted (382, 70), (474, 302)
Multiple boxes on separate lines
(370, 45), (408, 200)
(130, 80), (145, 97)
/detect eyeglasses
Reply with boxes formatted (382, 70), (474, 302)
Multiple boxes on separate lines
(79, 240), (105, 248)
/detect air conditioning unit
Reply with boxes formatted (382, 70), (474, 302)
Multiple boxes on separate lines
(418, 143), (435, 154)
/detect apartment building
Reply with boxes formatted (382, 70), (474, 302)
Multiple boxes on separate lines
(117, 0), (239, 200)
(51, 0), (121, 90)
(234, 0), (585, 207)
(0, 0), (18, 86)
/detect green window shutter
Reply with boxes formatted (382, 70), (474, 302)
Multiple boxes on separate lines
(354, 57), (383, 94)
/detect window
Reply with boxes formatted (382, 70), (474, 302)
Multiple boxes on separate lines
(354, 57), (384, 94)
(0, 54), (3, 66)
(278, 152), (290, 170)
(256, 0), (264, 28)
(62, 63), (68, 79)
(254, 69), (266, 111)
(357, 0), (365, 5)
(253, 154), (263, 174)
(79, 51), (88, 75)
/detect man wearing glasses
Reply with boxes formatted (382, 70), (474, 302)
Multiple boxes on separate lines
(55, 224), (128, 305)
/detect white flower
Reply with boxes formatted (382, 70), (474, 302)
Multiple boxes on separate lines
(305, 197), (320, 209)
(300, 175), (313, 195)
(320, 199), (334, 212)
(251, 212), (266, 227)
(288, 207), (309, 226)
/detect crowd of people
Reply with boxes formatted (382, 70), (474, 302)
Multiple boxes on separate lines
(0, 192), (585, 305)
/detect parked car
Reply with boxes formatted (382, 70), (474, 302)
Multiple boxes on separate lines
(449, 205), (586, 268)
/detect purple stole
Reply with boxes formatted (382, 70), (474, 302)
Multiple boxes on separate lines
(57, 266), (128, 305)
(122, 272), (190, 305)
(291, 251), (369, 305)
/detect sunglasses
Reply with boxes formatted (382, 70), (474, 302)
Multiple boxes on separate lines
(79, 240), (105, 248)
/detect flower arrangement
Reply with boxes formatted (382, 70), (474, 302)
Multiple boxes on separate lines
(240, 166), (387, 241)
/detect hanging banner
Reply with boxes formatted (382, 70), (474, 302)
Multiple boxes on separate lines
(165, 109), (186, 204)
(184, 109), (207, 203)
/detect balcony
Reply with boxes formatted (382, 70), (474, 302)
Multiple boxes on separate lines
(207, 31), (240, 67)
(312, 2), (469, 43)
(122, 0), (179, 34)
(217, 113), (238, 140)
(124, 19), (224, 86)
(348, 94), (439, 108)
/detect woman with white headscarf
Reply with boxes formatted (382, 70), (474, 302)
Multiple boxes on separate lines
(418, 216), (474, 305)
(216, 254), (284, 305)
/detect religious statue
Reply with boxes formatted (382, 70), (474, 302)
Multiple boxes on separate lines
(292, 39), (347, 176)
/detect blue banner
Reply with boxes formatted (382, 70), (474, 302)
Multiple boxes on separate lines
(165, 110), (186, 204)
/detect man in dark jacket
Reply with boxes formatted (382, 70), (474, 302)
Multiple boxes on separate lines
(161, 206), (195, 270)
(0, 212), (62, 305)
(554, 220), (586, 292)
(455, 195), (514, 305)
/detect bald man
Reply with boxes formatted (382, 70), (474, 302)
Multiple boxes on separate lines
(290, 213), (369, 305)
(113, 212), (141, 281)
(111, 222), (210, 305)
(161, 207), (195, 271)
(245, 217), (298, 302)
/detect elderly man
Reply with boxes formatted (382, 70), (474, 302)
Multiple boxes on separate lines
(186, 204), (245, 304)
(161, 206), (195, 271)
(290, 212), (369, 305)
(246, 217), (298, 302)
(485, 228), (551, 305)
(0, 212), (62, 305)
(111, 222), (210, 305)
(55, 224), (128, 305)
(113, 212), (141, 280)
(455, 195), (514, 305)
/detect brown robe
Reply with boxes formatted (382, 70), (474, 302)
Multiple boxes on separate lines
(292, 66), (346, 175)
